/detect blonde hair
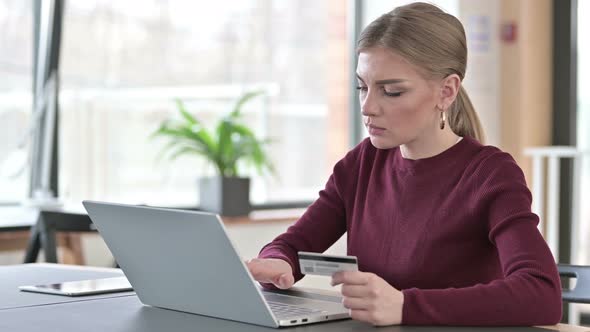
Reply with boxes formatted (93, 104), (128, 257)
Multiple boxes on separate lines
(357, 2), (485, 142)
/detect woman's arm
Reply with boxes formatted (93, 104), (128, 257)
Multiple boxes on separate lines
(257, 143), (366, 284)
(257, 172), (348, 283)
(401, 152), (562, 326)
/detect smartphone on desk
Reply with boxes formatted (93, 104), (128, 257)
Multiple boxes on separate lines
(19, 276), (133, 296)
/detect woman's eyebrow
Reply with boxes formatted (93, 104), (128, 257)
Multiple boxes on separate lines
(355, 74), (407, 85)
(375, 78), (407, 85)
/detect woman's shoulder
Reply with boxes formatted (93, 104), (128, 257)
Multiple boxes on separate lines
(466, 140), (525, 183)
(472, 143), (518, 167)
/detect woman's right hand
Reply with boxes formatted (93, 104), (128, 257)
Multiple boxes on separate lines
(246, 258), (295, 289)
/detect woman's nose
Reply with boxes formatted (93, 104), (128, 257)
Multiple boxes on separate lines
(361, 92), (379, 117)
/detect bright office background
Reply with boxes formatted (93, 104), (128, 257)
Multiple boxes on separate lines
(0, 0), (350, 206)
(0, 0), (589, 260)
(0, 0), (508, 206)
(0, 0), (504, 207)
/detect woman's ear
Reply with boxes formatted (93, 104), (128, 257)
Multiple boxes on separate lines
(439, 74), (461, 109)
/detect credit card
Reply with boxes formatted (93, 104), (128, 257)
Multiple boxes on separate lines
(298, 251), (358, 276)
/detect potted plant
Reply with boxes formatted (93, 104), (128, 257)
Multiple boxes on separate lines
(152, 91), (274, 216)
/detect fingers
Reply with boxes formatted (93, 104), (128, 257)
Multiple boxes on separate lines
(246, 259), (273, 282)
(341, 284), (371, 298)
(247, 259), (281, 284)
(349, 309), (377, 325)
(246, 258), (294, 289)
(342, 296), (370, 310)
(331, 271), (370, 286)
(273, 273), (295, 289)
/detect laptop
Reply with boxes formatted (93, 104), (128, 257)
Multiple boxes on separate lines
(82, 201), (349, 328)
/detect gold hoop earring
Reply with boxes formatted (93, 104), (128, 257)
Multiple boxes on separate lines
(439, 108), (446, 130)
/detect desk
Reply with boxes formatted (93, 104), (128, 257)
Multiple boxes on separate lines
(0, 264), (588, 332)
(0, 263), (132, 310)
(0, 206), (39, 231)
(0, 205), (91, 264)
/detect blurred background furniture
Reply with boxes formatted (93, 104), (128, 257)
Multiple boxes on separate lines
(559, 264), (590, 304)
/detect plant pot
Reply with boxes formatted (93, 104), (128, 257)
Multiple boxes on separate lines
(198, 176), (251, 217)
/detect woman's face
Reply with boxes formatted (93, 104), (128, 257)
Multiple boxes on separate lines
(356, 47), (441, 150)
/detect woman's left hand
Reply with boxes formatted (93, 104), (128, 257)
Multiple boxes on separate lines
(331, 271), (404, 326)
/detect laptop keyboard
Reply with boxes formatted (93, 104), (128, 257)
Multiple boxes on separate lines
(267, 301), (326, 318)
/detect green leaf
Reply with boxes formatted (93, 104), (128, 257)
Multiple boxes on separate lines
(215, 119), (233, 170)
(156, 123), (218, 160)
(230, 123), (275, 175)
(231, 123), (257, 138)
(168, 145), (208, 161)
(152, 91), (275, 177)
(229, 90), (264, 118)
(154, 139), (183, 163)
(150, 120), (173, 139)
(175, 99), (198, 125)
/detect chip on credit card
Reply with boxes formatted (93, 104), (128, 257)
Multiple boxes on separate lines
(298, 251), (358, 276)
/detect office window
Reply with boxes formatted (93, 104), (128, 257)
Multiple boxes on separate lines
(577, 0), (590, 265)
(0, 0), (33, 204)
(59, 0), (350, 206)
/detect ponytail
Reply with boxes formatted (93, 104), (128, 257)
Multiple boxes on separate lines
(448, 86), (485, 143)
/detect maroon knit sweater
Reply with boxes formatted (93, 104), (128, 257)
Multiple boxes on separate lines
(259, 136), (562, 325)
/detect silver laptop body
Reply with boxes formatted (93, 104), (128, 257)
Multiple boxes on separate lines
(82, 201), (349, 328)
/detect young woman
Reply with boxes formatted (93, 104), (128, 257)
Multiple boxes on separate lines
(247, 2), (562, 326)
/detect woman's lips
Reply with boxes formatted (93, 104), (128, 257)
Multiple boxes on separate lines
(367, 124), (386, 136)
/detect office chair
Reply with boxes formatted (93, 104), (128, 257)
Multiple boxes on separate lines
(558, 264), (590, 303)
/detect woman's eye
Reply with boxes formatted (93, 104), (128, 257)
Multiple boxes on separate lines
(383, 89), (402, 97)
(355, 86), (401, 97)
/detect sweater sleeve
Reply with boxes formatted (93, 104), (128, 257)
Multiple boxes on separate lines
(401, 152), (562, 326)
(257, 144), (361, 283)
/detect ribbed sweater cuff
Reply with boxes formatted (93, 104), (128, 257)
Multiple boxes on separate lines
(401, 288), (424, 325)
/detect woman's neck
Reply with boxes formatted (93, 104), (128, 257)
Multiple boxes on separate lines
(400, 128), (461, 160)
